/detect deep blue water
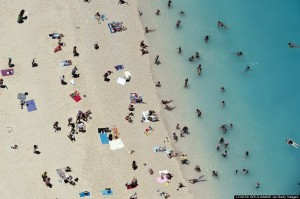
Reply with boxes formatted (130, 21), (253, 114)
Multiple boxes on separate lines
(138, 0), (300, 198)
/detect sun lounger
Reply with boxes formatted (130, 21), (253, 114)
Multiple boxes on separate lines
(26, 99), (37, 112)
(101, 189), (113, 196)
(1, 69), (14, 76)
(79, 191), (91, 197)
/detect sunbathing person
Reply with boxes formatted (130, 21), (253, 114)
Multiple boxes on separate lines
(128, 104), (135, 111)
(148, 116), (159, 122)
(118, 0), (129, 5)
(125, 115), (133, 123)
(155, 146), (166, 152)
(140, 40), (148, 49)
(125, 177), (138, 189)
(188, 175), (206, 184)
(161, 100), (173, 104)
(167, 150), (182, 158)
(148, 110), (156, 116)
(61, 60), (72, 66)
(164, 104), (176, 111)
(49, 33), (64, 40)
(141, 48), (149, 55)
(145, 27), (156, 33)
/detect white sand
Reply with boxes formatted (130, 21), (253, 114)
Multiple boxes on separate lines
(0, 0), (193, 198)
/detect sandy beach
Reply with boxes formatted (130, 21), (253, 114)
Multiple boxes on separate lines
(0, 0), (193, 198)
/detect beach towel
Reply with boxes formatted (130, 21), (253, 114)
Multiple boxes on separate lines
(109, 139), (124, 150)
(157, 176), (168, 183)
(17, 93), (26, 101)
(117, 77), (126, 85)
(26, 100), (37, 112)
(108, 22), (127, 33)
(1, 69), (14, 76)
(70, 91), (81, 102)
(124, 71), (131, 78)
(142, 111), (150, 122)
(114, 65), (124, 71)
(56, 169), (67, 180)
(79, 191), (91, 197)
(100, 133), (109, 144)
(101, 189), (113, 196)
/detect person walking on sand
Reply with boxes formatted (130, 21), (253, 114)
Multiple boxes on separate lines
(176, 20), (181, 28)
(138, 11), (143, 16)
(197, 64), (202, 76)
(173, 133), (178, 143)
(156, 9), (160, 15)
(176, 123), (180, 130)
(8, 58), (14, 67)
(184, 78), (188, 88)
(154, 55), (160, 64)
(73, 46), (80, 57)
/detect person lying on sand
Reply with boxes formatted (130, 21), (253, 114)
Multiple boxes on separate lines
(141, 48), (149, 55)
(164, 104), (176, 111)
(118, 0), (129, 5)
(145, 27), (156, 33)
(188, 175), (206, 184)
(161, 100), (173, 104)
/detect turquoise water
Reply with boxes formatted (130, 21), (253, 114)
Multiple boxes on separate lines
(138, 0), (300, 198)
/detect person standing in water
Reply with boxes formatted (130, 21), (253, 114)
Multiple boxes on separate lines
(245, 151), (249, 157)
(204, 35), (211, 43)
(184, 78), (188, 88)
(197, 64), (202, 76)
(168, 0), (172, 8)
(196, 109), (201, 117)
(177, 46), (182, 54)
(176, 20), (181, 28)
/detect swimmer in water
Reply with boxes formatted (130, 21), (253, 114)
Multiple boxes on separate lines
(245, 151), (249, 157)
(217, 21), (229, 29)
(204, 35), (211, 43)
(288, 42), (300, 48)
(236, 51), (243, 56)
(286, 139), (299, 148)
(180, 11), (185, 15)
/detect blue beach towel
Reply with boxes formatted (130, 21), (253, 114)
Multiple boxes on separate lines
(79, 191), (91, 197)
(101, 189), (113, 196)
(26, 99), (37, 112)
(100, 133), (109, 144)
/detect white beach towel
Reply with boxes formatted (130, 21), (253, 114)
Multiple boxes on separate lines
(124, 71), (131, 79)
(142, 111), (150, 122)
(109, 139), (124, 150)
(117, 77), (126, 85)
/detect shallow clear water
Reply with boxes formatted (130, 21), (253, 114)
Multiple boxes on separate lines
(138, 0), (300, 198)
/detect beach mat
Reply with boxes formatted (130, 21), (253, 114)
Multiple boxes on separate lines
(101, 189), (113, 196)
(109, 139), (124, 150)
(1, 69), (14, 76)
(17, 93), (26, 101)
(98, 127), (111, 133)
(117, 77), (126, 85)
(79, 191), (91, 197)
(142, 111), (150, 122)
(70, 92), (81, 102)
(156, 176), (168, 183)
(100, 133), (109, 144)
(26, 100), (37, 112)
(114, 65), (124, 71)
